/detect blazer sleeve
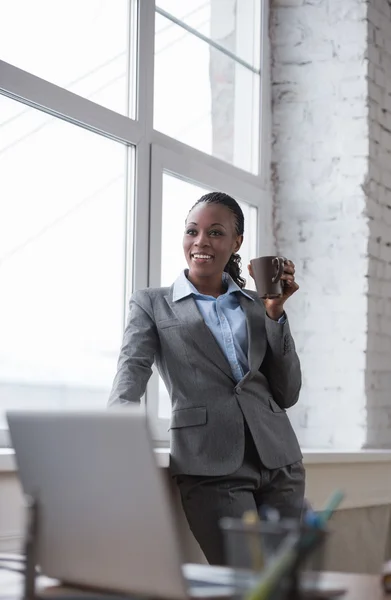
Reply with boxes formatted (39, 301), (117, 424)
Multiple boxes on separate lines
(260, 313), (302, 410)
(108, 290), (159, 406)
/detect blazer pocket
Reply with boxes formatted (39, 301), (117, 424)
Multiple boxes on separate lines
(157, 319), (181, 330)
(170, 406), (207, 429)
(269, 397), (285, 413)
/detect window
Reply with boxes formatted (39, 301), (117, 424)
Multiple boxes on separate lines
(0, 96), (132, 430)
(0, 0), (134, 116)
(154, 1), (261, 173)
(0, 0), (269, 446)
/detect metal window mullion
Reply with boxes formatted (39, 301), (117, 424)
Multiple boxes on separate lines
(151, 129), (267, 193)
(133, 0), (155, 293)
(258, 1), (271, 187)
(137, 0), (171, 441)
(0, 60), (143, 145)
(126, 0), (139, 120)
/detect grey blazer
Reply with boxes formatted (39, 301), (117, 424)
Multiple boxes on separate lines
(108, 286), (302, 476)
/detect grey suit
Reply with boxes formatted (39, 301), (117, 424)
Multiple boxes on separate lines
(109, 284), (305, 564)
(109, 286), (302, 476)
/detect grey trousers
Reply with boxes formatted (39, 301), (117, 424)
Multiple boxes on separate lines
(175, 426), (305, 566)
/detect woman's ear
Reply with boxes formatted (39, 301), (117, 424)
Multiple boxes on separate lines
(234, 235), (243, 253)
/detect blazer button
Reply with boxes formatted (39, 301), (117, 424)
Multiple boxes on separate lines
(236, 387), (242, 394)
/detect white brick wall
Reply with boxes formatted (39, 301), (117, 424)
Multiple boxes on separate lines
(269, 0), (391, 448)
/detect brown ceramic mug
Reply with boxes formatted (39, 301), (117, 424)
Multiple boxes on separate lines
(250, 255), (286, 299)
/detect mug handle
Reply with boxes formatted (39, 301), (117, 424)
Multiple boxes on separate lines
(272, 256), (286, 283)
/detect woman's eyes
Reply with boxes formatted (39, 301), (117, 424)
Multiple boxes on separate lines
(185, 229), (223, 236)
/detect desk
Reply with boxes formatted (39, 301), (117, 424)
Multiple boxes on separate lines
(0, 570), (388, 600)
(318, 572), (386, 599)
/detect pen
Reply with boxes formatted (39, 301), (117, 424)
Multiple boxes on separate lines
(317, 489), (344, 526)
(303, 490), (344, 528)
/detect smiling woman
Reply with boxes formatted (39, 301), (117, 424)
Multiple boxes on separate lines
(109, 190), (304, 566)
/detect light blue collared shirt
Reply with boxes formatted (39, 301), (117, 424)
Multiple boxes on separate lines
(172, 271), (254, 382)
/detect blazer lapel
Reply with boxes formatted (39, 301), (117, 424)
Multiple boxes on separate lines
(239, 295), (267, 373)
(165, 293), (235, 381)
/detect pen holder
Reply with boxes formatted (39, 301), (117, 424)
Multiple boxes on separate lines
(219, 517), (328, 600)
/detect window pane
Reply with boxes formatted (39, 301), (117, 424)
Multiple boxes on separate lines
(161, 177), (209, 287)
(0, 96), (130, 427)
(154, 11), (260, 174)
(158, 173), (257, 419)
(156, 0), (261, 69)
(0, 0), (133, 116)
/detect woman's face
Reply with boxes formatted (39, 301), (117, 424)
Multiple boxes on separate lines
(183, 203), (243, 279)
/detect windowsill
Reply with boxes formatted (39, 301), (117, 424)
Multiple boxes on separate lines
(135, 448), (391, 511)
(0, 449), (16, 472)
(3, 446), (391, 472)
(157, 447), (391, 467)
(301, 448), (391, 464)
(3, 447), (391, 511)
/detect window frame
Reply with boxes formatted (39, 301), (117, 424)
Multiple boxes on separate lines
(0, 0), (271, 445)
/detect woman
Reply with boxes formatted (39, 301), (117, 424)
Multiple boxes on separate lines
(109, 191), (304, 565)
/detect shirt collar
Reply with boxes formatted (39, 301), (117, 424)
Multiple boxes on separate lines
(172, 270), (254, 302)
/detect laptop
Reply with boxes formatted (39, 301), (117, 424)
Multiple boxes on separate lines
(6, 408), (242, 599)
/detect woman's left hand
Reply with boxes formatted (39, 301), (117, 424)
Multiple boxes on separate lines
(247, 259), (299, 321)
